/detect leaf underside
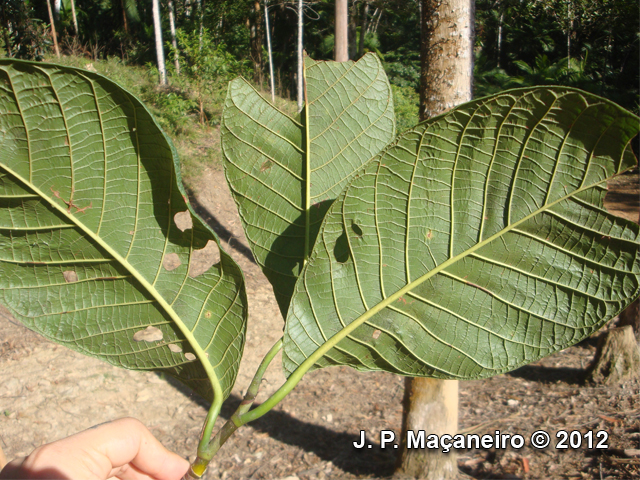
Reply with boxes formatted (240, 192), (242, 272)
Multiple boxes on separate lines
(284, 87), (640, 379)
(221, 53), (395, 317)
(0, 60), (247, 402)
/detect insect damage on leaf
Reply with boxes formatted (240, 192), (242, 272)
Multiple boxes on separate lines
(62, 271), (78, 283)
(163, 253), (182, 271)
(174, 211), (193, 232)
(189, 240), (220, 278)
(168, 344), (183, 353)
(133, 326), (164, 342)
(185, 352), (196, 361)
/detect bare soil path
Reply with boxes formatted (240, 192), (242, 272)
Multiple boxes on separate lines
(1, 165), (638, 480)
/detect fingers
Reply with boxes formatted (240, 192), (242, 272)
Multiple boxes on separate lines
(0, 418), (190, 480)
(94, 418), (189, 480)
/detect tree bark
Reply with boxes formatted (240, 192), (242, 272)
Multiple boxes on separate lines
(45, 0), (61, 59)
(297, 0), (303, 112)
(418, 0), (475, 121)
(335, 0), (348, 61)
(617, 212), (640, 340)
(587, 326), (640, 384)
(121, 0), (129, 35)
(264, 0), (275, 103)
(69, 0), (79, 36)
(397, 1), (475, 479)
(168, 0), (180, 75)
(151, 0), (167, 85)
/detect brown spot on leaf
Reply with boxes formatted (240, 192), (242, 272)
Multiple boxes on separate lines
(372, 329), (381, 339)
(189, 240), (220, 278)
(204, 311), (212, 318)
(174, 211), (193, 232)
(185, 352), (196, 361)
(63, 270), (78, 283)
(133, 326), (163, 342)
(260, 160), (273, 172)
(426, 229), (433, 240)
(168, 344), (183, 353)
(163, 253), (181, 271)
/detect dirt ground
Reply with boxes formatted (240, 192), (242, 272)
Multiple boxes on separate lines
(1, 163), (639, 480)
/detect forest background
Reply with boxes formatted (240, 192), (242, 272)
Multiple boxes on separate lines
(1, 0), (638, 186)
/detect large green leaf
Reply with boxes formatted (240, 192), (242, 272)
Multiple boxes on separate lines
(221, 53), (395, 317)
(0, 60), (247, 403)
(284, 87), (640, 379)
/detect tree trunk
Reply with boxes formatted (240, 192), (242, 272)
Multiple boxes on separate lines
(54, 0), (61, 22)
(335, 0), (348, 62)
(397, 1), (475, 479)
(587, 326), (640, 384)
(69, 0), (79, 36)
(358, 2), (369, 59)
(168, 0), (180, 75)
(617, 210), (640, 340)
(197, 0), (205, 52)
(250, 0), (264, 85)
(264, 0), (275, 103)
(348, 1), (357, 60)
(151, 0), (167, 85)
(297, 0), (303, 112)
(45, 0), (61, 59)
(121, 0), (129, 35)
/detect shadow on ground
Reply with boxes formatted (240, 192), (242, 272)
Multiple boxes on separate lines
(185, 188), (256, 264)
(161, 374), (397, 476)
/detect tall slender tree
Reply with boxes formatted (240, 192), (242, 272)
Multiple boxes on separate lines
(45, 0), (61, 58)
(397, 1), (475, 478)
(265, 0), (275, 102)
(335, 0), (348, 61)
(167, 0), (180, 75)
(297, 0), (303, 111)
(151, 0), (167, 85)
(69, 0), (79, 36)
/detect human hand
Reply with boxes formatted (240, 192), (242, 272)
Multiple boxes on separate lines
(0, 417), (190, 480)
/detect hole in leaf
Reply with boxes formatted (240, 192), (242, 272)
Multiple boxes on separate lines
(63, 270), (78, 283)
(168, 344), (182, 353)
(189, 240), (220, 278)
(334, 228), (350, 264)
(174, 211), (193, 232)
(351, 222), (363, 238)
(185, 352), (196, 361)
(133, 326), (163, 342)
(163, 253), (182, 271)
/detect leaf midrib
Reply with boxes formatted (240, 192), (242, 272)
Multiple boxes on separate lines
(0, 161), (224, 406)
(291, 171), (619, 377)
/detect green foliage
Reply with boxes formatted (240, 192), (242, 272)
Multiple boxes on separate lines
(391, 84), (419, 133)
(476, 0), (639, 111)
(0, 0), (48, 60)
(221, 54), (396, 317)
(284, 87), (640, 379)
(172, 28), (251, 124)
(0, 59), (247, 407)
(2, 54), (640, 478)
